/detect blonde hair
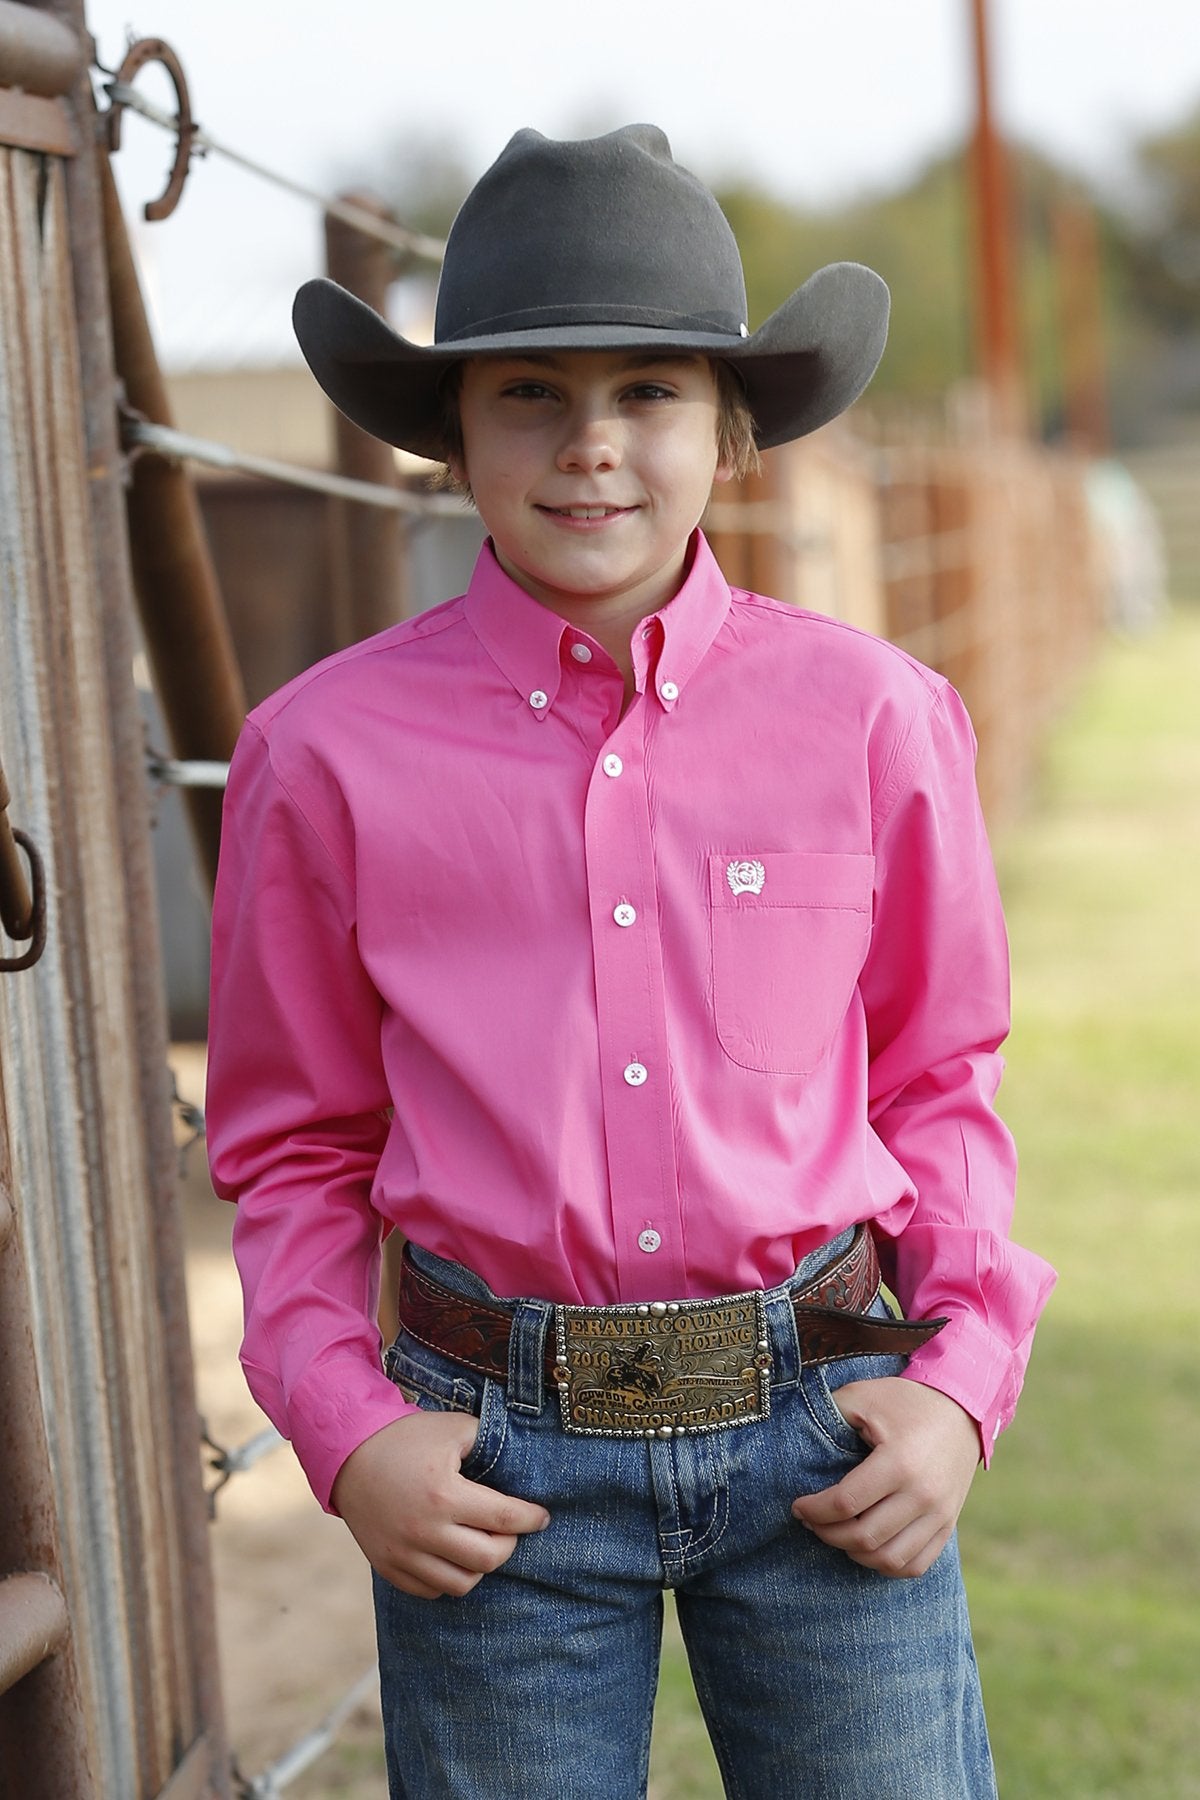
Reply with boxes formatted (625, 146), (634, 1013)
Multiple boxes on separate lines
(429, 357), (761, 498)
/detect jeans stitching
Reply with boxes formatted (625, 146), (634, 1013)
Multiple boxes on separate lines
(655, 1449), (732, 1574)
(797, 1367), (867, 1457)
(680, 1481), (731, 1567)
(463, 1379), (508, 1477)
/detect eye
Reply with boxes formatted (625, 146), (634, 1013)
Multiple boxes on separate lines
(624, 381), (676, 403)
(500, 380), (557, 401)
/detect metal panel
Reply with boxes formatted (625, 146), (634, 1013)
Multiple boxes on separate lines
(0, 1), (84, 96)
(0, 89), (74, 155)
(0, 122), (227, 1797)
(0, 1108), (93, 1798)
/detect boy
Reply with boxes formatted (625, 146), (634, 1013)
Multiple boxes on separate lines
(207, 125), (1055, 1797)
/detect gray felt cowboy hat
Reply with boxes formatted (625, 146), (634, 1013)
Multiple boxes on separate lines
(292, 124), (890, 460)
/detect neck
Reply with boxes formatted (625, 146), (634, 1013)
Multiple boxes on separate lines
(492, 540), (695, 703)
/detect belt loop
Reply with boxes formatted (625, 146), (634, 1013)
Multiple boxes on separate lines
(506, 1301), (547, 1414)
(766, 1288), (802, 1386)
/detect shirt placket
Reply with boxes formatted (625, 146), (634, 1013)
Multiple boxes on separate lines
(584, 697), (684, 1300)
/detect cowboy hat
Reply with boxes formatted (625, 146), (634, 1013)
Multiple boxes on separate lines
(293, 124), (889, 460)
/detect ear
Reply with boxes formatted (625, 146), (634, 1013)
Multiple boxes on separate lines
(713, 460), (735, 486)
(447, 450), (468, 485)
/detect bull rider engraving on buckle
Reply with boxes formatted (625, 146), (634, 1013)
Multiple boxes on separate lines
(552, 1292), (772, 1438)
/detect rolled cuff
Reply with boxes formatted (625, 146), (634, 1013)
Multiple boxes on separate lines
(245, 1352), (418, 1513)
(898, 1306), (1035, 1469)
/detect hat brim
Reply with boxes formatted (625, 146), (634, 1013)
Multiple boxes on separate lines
(292, 262), (888, 460)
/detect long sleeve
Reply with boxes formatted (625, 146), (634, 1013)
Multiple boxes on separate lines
(861, 683), (1056, 1462)
(207, 721), (415, 1510)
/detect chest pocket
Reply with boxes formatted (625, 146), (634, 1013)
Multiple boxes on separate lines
(708, 851), (875, 1075)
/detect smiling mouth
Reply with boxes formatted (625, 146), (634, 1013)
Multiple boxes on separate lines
(537, 504), (634, 520)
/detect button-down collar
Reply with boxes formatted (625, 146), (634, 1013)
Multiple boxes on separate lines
(464, 533), (732, 717)
(464, 544), (568, 719)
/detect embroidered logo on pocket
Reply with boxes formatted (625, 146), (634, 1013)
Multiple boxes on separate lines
(726, 858), (766, 897)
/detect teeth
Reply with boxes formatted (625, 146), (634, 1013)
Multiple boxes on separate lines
(555, 506), (620, 518)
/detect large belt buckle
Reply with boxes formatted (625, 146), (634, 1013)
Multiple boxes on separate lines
(552, 1291), (772, 1438)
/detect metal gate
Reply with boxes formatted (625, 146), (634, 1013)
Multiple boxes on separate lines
(0, 4), (228, 1794)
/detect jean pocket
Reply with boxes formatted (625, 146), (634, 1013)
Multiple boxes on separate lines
(384, 1340), (481, 1414)
(384, 1339), (508, 1481)
(708, 851), (874, 1074)
(798, 1291), (909, 1457)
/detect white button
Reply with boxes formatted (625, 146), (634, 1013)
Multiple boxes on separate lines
(642, 626), (654, 641)
(613, 903), (637, 928)
(659, 680), (679, 702)
(623, 1061), (648, 1087)
(603, 754), (623, 778)
(529, 689), (548, 710)
(570, 642), (593, 663)
(637, 1228), (662, 1254)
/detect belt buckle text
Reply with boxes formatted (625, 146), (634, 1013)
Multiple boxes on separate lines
(552, 1291), (772, 1438)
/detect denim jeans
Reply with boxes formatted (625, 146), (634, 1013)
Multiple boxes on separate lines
(373, 1231), (996, 1799)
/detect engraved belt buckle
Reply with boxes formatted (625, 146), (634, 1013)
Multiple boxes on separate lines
(552, 1291), (773, 1438)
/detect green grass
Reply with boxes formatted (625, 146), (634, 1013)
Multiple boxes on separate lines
(970, 607), (1200, 1798)
(648, 608), (1200, 1797)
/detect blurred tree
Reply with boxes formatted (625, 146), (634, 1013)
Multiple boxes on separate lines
(1120, 103), (1200, 333)
(715, 155), (973, 414)
(715, 140), (1186, 446)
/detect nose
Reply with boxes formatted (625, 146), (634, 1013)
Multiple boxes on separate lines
(556, 402), (621, 474)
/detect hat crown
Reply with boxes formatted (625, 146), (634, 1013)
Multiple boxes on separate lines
(434, 125), (749, 345)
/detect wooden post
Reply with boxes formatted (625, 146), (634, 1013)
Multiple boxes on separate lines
(325, 192), (408, 643)
(967, 0), (1026, 436)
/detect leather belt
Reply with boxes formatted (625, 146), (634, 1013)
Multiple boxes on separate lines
(397, 1225), (947, 1407)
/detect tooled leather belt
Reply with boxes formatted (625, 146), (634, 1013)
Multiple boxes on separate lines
(397, 1225), (946, 1440)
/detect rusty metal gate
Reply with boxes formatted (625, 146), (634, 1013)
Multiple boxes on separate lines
(0, 3), (228, 1795)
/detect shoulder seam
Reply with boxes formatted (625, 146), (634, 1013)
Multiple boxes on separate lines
(250, 601), (467, 729)
(730, 590), (945, 690)
(245, 719), (357, 892)
(871, 682), (954, 838)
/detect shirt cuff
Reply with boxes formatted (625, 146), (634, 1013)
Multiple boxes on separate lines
(275, 1355), (418, 1512)
(898, 1308), (1024, 1469)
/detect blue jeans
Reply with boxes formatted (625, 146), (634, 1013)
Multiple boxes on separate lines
(373, 1232), (996, 1798)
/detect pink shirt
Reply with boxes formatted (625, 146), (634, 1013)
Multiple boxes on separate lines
(207, 532), (1055, 1509)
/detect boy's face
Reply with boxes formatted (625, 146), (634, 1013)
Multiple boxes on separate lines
(451, 350), (730, 628)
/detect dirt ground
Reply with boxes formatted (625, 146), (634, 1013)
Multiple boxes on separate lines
(173, 1044), (388, 1798)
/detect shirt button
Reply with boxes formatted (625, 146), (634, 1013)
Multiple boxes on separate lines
(613, 903), (637, 927)
(529, 689), (548, 710)
(660, 680), (679, 702)
(603, 754), (623, 778)
(623, 1061), (648, 1087)
(570, 643), (593, 663)
(637, 1228), (662, 1254)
